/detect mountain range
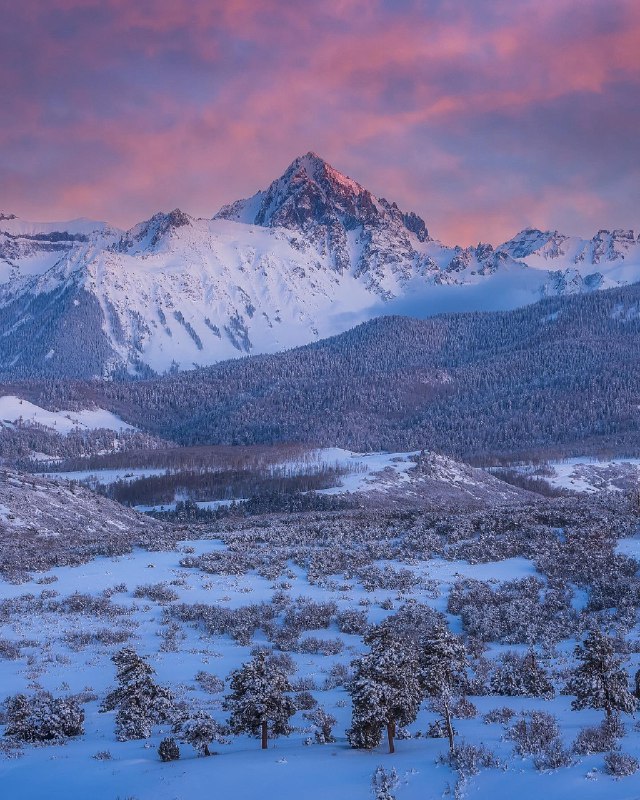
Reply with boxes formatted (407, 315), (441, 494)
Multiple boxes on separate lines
(1, 152), (639, 378)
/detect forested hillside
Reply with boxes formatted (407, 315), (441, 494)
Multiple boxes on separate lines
(4, 283), (640, 460)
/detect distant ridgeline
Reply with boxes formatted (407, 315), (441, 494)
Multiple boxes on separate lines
(2, 282), (640, 461)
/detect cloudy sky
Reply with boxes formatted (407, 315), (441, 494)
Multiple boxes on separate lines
(1, 0), (638, 244)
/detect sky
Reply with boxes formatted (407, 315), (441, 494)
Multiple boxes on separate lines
(1, 0), (639, 245)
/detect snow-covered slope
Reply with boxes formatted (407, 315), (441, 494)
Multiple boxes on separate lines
(0, 212), (119, 285)
(0, 395), (136, 435)
(0, 469), (170, 575)
(314, 449), (532, 508)
(0, 156), (638, 377)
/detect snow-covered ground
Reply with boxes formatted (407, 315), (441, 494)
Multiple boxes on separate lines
(0, 395), (136, 434)
(38, 467), (168, 486)
(510, 457), (640, 494)
(1, 526), (639, 800)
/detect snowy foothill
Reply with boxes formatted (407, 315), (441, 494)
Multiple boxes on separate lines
(0, 395), (136, 435)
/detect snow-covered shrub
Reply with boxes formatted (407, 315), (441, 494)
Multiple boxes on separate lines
(133, 583), (179, 603)
(282, 598), (337, 635)
(573, 716), (625, 755)
(92, 750), (112, 760)
(336, 609), (369, 635)
(298, 636), (343, 656)
(482, 707), (515, 725)
(427, 719), (453, 739)
(490, 651), (554, 698)
(290, 676), (318, 692)
(441, 740), (501, 778)
(158, 737), (180, 762)
(323, 662), (351, 689)
(0, 638), (21, 660)
(448, 577), (575, 644)
(358, 565), (418, 592)
(507, 711), (561, 756)
(102, 583), (128, 597)
(533, 738), (573, 771)
(195, 671), (225, 694)
(4, 692), (84, 743)
(173, 710), (225, 756)
(294, 691), (317, 711)
(371, 765), (399, 800)
(303, 707), (337, 744)
(95, 628), (133, 646)
(604, 751), (639, 777)
(451, 697), (477, 719)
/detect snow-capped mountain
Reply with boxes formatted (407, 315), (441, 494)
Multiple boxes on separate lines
(0, 154), (638, 378)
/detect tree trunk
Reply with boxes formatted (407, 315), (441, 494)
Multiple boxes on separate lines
(261, 721), (268, 750)
(386, 719), (396, 754)
(443, 701), (455, 752)
(204, 743), (211, 757)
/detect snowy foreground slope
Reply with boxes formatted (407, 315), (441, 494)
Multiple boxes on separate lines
(1, 154), (639, 377)
(1, 481), (640, 799)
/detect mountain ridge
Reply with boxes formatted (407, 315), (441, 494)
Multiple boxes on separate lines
(1, 153), (638, 378)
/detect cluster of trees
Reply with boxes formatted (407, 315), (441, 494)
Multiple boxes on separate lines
(4, 628), (638, 767)
(97, 463), (349, 507)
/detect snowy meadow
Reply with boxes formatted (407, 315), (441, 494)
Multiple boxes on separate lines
(1, 496), (640, 800)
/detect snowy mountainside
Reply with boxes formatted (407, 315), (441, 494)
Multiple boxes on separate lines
(0, 469), (170, 575)
(0, 212), (119, 285)
(0, 155), (639, 377)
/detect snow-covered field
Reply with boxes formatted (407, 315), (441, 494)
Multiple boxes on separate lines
(1, 513), (640, 800)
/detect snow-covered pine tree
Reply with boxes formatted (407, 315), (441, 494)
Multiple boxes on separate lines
(225, 652), (295, 749)
(419, 624), (466, 752)
(347, 625), (422, 754)
(100, 647), (174, 741)
(174, 709), (225, 756)
(566, 629), (637, 719)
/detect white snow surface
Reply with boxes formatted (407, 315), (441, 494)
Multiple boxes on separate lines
(0, 536), (638, 799)
(0, 395), (136, 434)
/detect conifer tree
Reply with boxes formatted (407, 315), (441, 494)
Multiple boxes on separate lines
(419, 624), (466, 752)
(225, 652), (295, 749)
(101, 647), (174, 740)
(347, 625), (422, 754)
(566, 630), (637, 720)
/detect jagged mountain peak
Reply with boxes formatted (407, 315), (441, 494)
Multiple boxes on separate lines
(117, 208), (192, 253)
(214, 152), (429, 243)
(0, 211), (17, 222)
